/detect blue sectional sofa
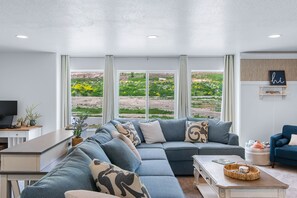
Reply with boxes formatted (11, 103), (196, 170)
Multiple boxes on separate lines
(21, 118), (244, 198)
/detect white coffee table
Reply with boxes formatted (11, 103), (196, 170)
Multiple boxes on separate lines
(193, 155), (288, 198)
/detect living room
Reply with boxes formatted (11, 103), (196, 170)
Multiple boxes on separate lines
(0, 1), (297, 198)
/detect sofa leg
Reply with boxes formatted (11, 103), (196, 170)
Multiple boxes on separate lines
(271, 162), (275, 168)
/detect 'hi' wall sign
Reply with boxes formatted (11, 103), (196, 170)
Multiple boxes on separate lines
(269, 70), (286, 85)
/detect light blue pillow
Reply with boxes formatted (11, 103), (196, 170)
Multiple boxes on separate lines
(208, 119), (232, 144)
(101, 138), (141, 172)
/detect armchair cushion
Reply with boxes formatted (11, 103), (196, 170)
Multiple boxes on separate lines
(276, 138), (289, 147)
(275, 145), (297, 161)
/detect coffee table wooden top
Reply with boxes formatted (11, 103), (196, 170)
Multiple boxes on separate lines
(193, 155), (289, 189)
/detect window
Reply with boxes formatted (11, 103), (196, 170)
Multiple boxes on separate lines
(191, 71), (223, 119)
(118, 71), (176, 119)
(71, 71), (103, 128)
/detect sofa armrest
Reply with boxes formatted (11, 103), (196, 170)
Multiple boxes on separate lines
(228, 133), (239, 145)
(270, 133), (283, 162)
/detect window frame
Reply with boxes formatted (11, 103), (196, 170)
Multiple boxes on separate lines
(190, 69), (224, 118)
(115, 70), (178, 120)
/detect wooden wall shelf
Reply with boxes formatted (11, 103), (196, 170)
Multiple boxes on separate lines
(259, 85), (287, 99)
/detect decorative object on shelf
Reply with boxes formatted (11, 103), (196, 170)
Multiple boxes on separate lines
(71, 114), (88, 146)
(224, 163), (260, 181)
(25, 104), (42, 126)
(269, 70), (286, 85)
(259, 85), (287, 99)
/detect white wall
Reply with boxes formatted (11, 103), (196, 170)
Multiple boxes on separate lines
(239, 53), (297, 146)
(0, 52), (58, 134)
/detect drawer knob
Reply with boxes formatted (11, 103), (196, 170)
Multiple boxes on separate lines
(206, 177), (209, 180)
(16, 134), (18, 136)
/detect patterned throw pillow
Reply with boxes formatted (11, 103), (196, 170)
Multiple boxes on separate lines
(89, 160), (151, 198)
(185, 121), (208, 143)
(114, 121), (141, 146)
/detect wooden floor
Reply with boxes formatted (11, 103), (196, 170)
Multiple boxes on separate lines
(177, 176), (203, 198)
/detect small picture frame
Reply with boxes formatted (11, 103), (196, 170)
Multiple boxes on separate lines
(269, 70), (286, 85)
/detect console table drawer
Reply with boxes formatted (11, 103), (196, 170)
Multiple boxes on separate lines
(0, 131), (27, 138)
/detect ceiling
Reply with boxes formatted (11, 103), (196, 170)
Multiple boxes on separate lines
(0, 0), (297, 56)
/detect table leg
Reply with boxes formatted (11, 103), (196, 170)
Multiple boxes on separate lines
(193, 168), (200, 187)
(1, 174), (11, 198)
(11, 180), (20, 198)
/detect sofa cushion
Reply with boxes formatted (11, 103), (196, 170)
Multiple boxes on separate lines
(137, 148), (167, 160)
(77, 140), (110, 162)
(163, 142), (198, 161)
(111, 120), (141, 146)
(21, 148), (97, 198)
(115, 118), (145, 142)
(140, 176), (185, 198)
(136, 160), (174, 176)
(91, 129), (113, 145)
(275, 145), (297, 161)
(158, 118), (186, 141)
(208, 119), (232, 144)
(65, 190), (119, 198)
(140, 120), (166, 144)
(136, 143), (163, 149)
(194, 142), (245, 158)
(185, 121), (208, 143)
(276, 138), (289, 147)
(101, 138), (141, 172)
(99, 122), (117, 134)
(89, 160), (150, 198)
(111, 131), (141, 161)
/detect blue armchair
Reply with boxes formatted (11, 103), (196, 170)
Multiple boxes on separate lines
(270, 125), (297, 167)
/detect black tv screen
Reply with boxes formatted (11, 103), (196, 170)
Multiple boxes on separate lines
(0, 101), (18, 116)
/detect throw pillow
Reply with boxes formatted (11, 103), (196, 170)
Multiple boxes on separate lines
(112, 121), (141, 146)
(208, 119), (232, 144)
(276, 138), (289, 147)
(101, 138), (141, 172)
(89, 160), (151, 198)
(111, 131), (142, 161)
(185, 121), (208, 143)
(65, 190), (119, 198)
(288, 134), (297, 145)
(139, 120), (166, 144)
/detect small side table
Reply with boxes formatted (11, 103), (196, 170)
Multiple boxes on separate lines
(245, 147), (270, 165)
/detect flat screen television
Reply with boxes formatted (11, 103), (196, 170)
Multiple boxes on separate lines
(0, 101), (18, 128)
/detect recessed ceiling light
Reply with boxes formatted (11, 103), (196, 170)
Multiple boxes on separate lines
(147, 35), (158, 39)
(268, 34), (281, 38)
(16, 35), (28, 39)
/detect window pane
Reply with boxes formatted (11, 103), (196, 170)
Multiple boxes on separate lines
(191, 72), (223, 119)
(149, 73), (175, 119)
(119, 72), (146, 119)
(71, 72), (103, 128)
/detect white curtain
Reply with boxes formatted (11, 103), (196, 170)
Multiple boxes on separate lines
(178, 55), (189, 118)
(61, 55), (71, 127)
(222, 55), (235, 131)
(102, 55), (115, 124)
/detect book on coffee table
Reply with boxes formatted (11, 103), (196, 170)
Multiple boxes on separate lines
(212, 158), (235, 165)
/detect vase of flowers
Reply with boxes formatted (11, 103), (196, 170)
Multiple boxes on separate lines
(72, 114), (88, 146)
(25, 104), (42, 126)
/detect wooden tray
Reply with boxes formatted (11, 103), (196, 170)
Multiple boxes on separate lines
(224, 163), (260, 181)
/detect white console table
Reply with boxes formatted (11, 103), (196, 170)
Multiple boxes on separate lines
(0, 129), (73, 198)
(0, 126), (42, 148)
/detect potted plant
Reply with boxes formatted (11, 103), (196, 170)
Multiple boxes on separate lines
(25, 104), (42, 126)
(72, 114), (88, 146)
